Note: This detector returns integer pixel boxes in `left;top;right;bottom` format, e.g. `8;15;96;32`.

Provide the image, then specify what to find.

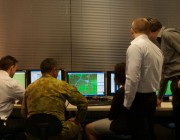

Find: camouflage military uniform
21;74;88;140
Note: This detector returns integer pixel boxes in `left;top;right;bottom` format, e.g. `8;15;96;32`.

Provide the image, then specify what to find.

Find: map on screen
67;72;105;96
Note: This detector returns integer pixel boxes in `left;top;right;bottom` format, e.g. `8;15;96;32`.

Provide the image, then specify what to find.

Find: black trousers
171;76;180;140
130;92;157;140
0;116;26;140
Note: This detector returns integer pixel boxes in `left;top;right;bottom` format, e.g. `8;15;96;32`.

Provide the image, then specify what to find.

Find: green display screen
156;80;172;97
67;72;105;96
164;80;172;96
13;71;26;88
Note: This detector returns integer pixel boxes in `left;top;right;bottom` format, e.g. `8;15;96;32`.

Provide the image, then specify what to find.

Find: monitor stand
163;96;170;102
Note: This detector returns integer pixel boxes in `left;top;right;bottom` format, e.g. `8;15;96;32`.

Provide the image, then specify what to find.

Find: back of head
114;62;126;86
146;18;162;32
40;58;57;74
131;18;150;34
0;55;18;71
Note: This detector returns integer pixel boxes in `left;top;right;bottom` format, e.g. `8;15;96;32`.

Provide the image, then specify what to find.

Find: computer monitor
156;80;172;96
66;71;105;97
156;80;172;101
107;71;172;98
13;70;26;88
164;80;172;97
29;69;64;84
107;71;118;96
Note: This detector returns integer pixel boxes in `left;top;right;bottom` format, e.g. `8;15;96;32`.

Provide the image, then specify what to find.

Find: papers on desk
156;102;172;111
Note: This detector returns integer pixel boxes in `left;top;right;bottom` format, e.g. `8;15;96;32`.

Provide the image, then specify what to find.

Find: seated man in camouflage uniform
21;58;88;140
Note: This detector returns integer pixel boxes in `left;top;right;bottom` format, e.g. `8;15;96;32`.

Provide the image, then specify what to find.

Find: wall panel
0;0;179;71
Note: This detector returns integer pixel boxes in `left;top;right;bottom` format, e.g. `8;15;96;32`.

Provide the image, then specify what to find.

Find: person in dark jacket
85;63;130;140
147;18;180;140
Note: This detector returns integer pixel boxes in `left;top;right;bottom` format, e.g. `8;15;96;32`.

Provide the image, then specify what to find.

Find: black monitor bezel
107;71;118;96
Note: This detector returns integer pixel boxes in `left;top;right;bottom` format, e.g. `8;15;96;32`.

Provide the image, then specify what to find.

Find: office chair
0;120;14;140
25;113;62;140
0;133;13;140
161;122;175;140
103;134;132;140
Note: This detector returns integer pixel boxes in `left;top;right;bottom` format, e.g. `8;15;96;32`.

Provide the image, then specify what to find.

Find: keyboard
88;98;112;106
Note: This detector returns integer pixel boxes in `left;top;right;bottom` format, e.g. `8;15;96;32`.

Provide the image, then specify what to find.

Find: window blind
0;0;179;71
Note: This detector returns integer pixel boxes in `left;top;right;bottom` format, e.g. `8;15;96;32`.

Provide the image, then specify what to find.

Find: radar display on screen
67;71;105;97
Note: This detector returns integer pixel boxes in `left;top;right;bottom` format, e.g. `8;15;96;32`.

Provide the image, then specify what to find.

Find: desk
14;104;21;109
13;102;173;125
67;103;110;111
158;102;173;111
14;101;172;111
66;101;172;112
67;101;174;127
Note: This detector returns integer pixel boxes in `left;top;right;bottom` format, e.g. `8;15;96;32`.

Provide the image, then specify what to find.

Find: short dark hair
40;58;57;74
114;63;126;86
147;18;162;32
0;55;18;70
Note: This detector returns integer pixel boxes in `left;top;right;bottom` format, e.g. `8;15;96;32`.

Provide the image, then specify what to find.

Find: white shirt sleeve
124;44;142;108
8;80;25;100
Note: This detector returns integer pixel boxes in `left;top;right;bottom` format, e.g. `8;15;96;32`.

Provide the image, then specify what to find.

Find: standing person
21;58;88;140
147;18;180;140
85;63;130;140
0;55;25;138
123;18;163;140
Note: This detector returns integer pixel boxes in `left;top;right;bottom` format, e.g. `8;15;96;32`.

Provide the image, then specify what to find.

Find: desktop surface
66;101;172;112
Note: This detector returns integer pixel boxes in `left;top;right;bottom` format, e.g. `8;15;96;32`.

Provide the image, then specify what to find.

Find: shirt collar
42;73;53;78
131;34;148;44
0;70;10;79
157;26;166;44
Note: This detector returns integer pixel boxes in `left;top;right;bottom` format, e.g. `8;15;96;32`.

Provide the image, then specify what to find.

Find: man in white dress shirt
123;18;163;140
0;55;25;138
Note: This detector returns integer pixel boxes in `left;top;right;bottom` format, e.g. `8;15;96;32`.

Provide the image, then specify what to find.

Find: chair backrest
25;113;62;140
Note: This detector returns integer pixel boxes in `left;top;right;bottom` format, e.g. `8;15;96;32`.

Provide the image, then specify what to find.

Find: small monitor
66;71;105;97
29;69;63;84
13;70;26;88
164;80;172;97
156;80;172;101
107;71;118;96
